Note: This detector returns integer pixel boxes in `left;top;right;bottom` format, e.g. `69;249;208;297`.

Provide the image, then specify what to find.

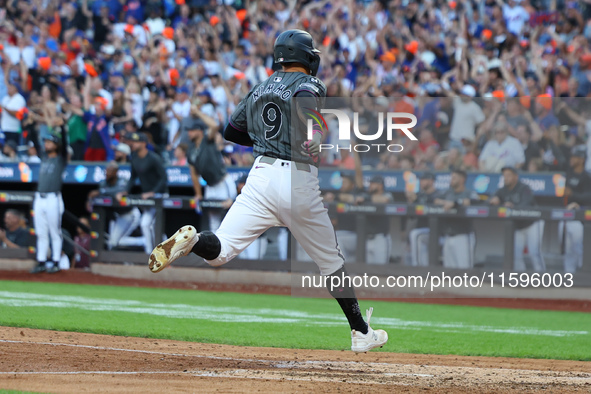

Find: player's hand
141;192;155;199
503;202;514;208
115;192;126;202
567;202;580;210
488;196;501;206
0;229;6;242
300;132;322;163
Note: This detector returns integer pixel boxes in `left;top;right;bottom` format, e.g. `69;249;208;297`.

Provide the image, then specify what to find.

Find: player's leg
334;230;357;262
285;169;386;352
109;209;139;249
46;194;64;272
149;168;280;272
277;228;289;261
366;233;390;265
569;221;583;272
409;228;429;266
442;236;455;268
140;208;156;254
31;196;49;273
513;228;526;271
562;221;582;273
526;220;545;272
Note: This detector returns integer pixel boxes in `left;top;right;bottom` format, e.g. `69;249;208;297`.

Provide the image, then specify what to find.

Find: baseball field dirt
0;270;590;393
1;326;590;393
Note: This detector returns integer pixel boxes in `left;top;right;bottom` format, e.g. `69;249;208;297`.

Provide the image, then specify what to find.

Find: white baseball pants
442;233;475;269
34;192;64;263
514;220;545;272
409;227;430;267
558;221;583;273
205;156;344;276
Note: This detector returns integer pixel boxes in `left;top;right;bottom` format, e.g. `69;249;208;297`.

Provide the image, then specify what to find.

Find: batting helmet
274;30;321;76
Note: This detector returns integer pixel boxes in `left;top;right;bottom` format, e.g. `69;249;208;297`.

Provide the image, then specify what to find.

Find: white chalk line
2;338;590;384
0;291;587;337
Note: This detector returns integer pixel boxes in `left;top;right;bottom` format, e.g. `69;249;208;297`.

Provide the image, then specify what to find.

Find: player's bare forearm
189;166;203;199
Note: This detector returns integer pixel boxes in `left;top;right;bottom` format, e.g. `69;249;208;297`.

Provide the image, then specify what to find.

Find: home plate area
0;327;589;393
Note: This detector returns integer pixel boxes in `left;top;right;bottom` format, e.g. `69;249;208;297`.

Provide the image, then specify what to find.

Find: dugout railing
1;191;590;287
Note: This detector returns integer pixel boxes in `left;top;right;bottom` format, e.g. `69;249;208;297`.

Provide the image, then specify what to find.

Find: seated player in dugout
148;30;388;353
0;209;29;249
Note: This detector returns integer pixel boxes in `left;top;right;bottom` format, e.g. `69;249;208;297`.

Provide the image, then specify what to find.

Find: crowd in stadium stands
1;0;591;174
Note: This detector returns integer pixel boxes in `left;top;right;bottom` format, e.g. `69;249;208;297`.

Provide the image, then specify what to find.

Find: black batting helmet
274;30;321;76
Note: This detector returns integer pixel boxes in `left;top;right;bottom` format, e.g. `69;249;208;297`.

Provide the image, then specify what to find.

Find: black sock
190;231;221;260
326;266;368;334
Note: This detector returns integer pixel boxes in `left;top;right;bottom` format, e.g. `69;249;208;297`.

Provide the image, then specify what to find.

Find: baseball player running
559;146;591;273
405;172;440;267
434;169;479;269
489;166;545;271
30;125;68;274
148;30;387;352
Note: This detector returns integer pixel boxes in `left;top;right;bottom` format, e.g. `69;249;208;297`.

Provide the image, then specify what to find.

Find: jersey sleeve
229;88;255;132
294;76;327;98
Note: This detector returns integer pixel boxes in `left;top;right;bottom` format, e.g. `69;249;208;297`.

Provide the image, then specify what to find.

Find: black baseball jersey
229;71;326;165
565;169;591;206
188;139;226;186
414;189;441;228
494;182;536;229
438;188;479;236
127;151;168;194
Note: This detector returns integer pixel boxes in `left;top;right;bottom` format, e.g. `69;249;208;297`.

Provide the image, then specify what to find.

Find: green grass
0;280;589;360
0;390;47;394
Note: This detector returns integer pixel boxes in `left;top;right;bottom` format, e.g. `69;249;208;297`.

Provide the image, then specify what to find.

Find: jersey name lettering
252;84;293;103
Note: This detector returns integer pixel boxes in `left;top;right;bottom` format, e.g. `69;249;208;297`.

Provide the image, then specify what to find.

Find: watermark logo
306;109;418;153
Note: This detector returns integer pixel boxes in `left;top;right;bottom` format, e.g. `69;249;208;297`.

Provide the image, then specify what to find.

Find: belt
259;156;311;172
38;192;59;198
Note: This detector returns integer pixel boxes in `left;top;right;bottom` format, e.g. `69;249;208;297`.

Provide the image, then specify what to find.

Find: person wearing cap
187;109;236;233
559;146;591;273
405;172;441;267
489;166;545;271
446;84;485;151
434;169;480;268
114;143;131;164
87;161;141;250
116;132;168;253
479;121;525;172
30;123;69;274
0;80;26;146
